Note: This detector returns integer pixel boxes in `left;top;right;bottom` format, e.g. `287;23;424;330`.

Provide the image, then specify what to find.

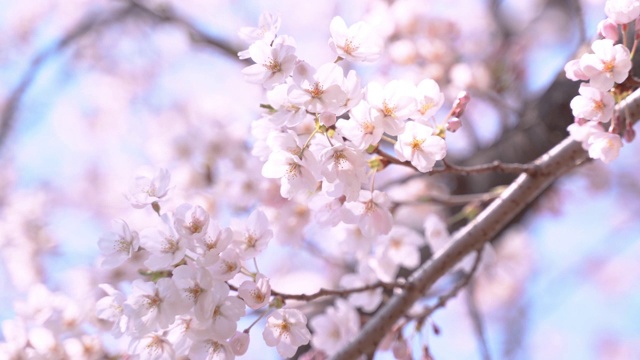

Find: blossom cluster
88;12;465;359
565;0;639;162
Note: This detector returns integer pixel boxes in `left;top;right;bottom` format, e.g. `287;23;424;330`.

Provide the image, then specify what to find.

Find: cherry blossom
237;274;271;309
242;36;298;89
124;279;189;335
129;332;175;360
263;308;311;358
288;61;348;113
587;132;623;163
336;101;384;150
189;338;235;360
366;80;417;135
126;168;171;209
229;331;250;356
564;59;588;81
604;0;640;24
232;209;273;259
376;225;425;269
339;264;383;312
238;11;281;46
174;203;210;240
194;282;245;341
317;139;368;201
98;219;139;268
266;82;310;127
96;284;128;337
394;121;447;172
140;221;188;271
328;16;383;62
344;190;394;238
413;78;444;122
569;84;615;123
579;39;631;91
310;299;360;356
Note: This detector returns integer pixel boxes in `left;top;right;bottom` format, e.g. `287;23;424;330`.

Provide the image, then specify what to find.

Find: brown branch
229;280;405;303
125;0;249;64
330;88;640;360
412;248;483;321
431;159;540;176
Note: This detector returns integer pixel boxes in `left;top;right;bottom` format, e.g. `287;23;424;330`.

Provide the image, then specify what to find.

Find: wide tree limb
332;88;640;360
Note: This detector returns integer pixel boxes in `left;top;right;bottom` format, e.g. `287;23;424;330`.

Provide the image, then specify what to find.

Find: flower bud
229;331;250;356
598;19;619;41
451;91;470;118
319;111;336;127
446;117;462;132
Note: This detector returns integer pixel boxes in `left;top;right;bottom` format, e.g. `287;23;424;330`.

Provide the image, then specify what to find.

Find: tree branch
331;88;640;360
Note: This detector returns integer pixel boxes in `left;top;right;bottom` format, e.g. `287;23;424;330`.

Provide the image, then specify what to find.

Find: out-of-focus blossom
605;0;640;24
126;168;171;209
310;299;360;356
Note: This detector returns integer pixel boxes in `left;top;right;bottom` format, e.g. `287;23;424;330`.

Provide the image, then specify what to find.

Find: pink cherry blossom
376;225;425;269
328;16;383;62
189;338;234;360
238;12;281;45
579;39;631;91
394;121;447;172
339;264;383;312
317;139;368;201
569;83;615;123
567;121;607;150
263;308;311;358
564;59;589;81
139;221;188;270
124;279;189;335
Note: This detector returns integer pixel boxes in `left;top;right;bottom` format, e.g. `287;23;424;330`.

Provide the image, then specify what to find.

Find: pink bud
451;91;470;117
229;331;250;356
446;117;462;132
319;111;336;127
575;117;587;126
598;19;619;41
624;126;636;142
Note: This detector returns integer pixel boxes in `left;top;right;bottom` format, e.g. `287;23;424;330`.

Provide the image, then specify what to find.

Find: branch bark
331;88;640;360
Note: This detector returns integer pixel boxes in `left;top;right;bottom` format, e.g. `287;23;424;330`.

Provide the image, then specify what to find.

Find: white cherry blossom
237;274;271;309
174;203;210;240
232;209;273;259
376;225;424;269
288;61;348;113
366;80;417;135
189;338;235;360
140;220;188;270
238;11;281;45
310;299;360;356
194;282;245;341
317;139;368;201
98;219;139;268
242;36;297;89
337;101;384;150
579;39;631;91
124;279;189;335
344;190;394;238
126;168;171;209
263;308;311;358
413;78;444;122
328;16;383;62
605;0;640;24
394;121;446;172
588;131;623;163
96;284;128;337
569;83;615;123
129;333;175;360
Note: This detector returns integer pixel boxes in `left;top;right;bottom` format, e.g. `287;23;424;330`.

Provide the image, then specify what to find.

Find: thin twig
0;4;137;154
229;280;405;302
466;279;491;360
411;248;483;321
